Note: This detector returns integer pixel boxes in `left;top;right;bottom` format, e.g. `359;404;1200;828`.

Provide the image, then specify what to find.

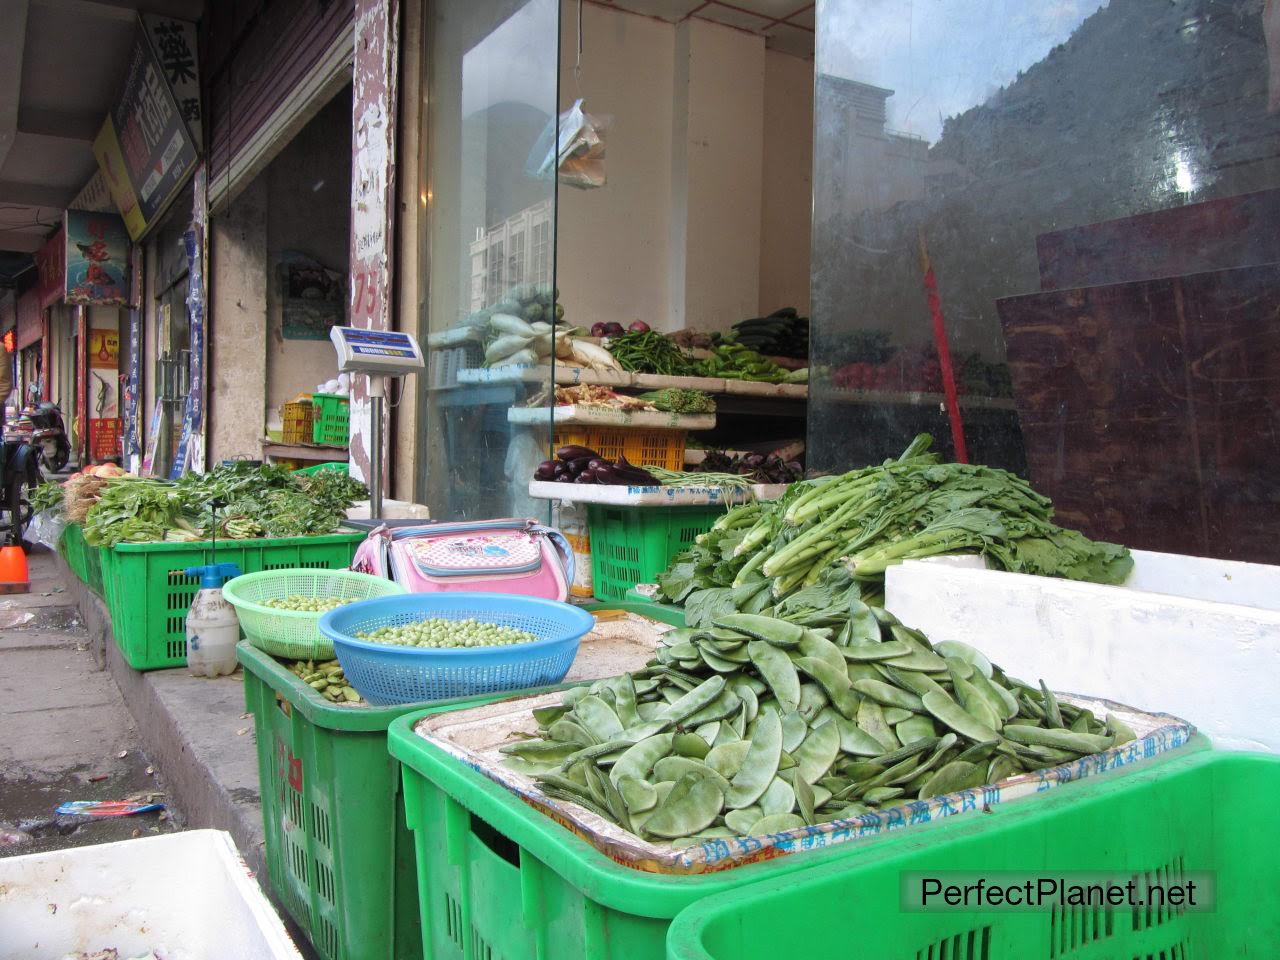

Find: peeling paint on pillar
348;0;399;485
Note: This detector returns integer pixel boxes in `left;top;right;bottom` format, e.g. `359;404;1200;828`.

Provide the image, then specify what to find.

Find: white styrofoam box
508;405;715;430
528;480;752;506
884;550;1280;753
0;830;303;960
346;497;432;519
528;481;786;506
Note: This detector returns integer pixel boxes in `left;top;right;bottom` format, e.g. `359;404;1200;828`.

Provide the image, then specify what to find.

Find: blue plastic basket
318;593;595;705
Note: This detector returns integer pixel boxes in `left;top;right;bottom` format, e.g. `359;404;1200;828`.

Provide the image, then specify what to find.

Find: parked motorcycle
23;400;71;473
0;425;40;548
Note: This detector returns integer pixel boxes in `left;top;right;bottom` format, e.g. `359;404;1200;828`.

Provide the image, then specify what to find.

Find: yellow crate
281;401;315;445
553;427;686;471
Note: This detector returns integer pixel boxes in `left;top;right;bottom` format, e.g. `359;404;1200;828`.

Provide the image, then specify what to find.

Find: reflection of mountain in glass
812;0;1280;361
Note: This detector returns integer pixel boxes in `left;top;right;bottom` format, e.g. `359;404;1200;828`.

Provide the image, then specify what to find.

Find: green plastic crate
60;522;104;596
239;601;686;960
294;461;349;475
389;704;1207;960
587;504;723;601
101;529;364;671
667;749;1275;960
313;393;350;446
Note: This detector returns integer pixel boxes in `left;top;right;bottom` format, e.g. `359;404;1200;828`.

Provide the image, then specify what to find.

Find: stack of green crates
667;750;1279;960
60;522;104;596
101;529;365;671
587;504;722;601
388;699;1209;960
240;601;686;960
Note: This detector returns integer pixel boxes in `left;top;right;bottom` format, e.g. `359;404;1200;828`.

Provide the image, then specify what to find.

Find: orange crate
282;401;315;445
552;427;686;471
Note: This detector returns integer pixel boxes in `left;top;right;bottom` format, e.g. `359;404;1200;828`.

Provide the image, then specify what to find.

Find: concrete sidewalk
57;547;269;877
1;549;173;855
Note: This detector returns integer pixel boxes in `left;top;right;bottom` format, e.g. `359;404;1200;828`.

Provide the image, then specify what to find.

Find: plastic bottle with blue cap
184;562;242;677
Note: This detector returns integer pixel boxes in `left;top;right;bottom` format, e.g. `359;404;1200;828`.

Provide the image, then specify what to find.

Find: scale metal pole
369;374;384;520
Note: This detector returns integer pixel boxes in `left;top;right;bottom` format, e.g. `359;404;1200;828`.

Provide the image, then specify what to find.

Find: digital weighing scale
330;326;426;519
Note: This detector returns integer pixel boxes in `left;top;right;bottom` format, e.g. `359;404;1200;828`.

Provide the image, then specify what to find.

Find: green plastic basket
313;394;350;446
667;750;1277;960
100;529;365;671
389;704;1207;960
587;504;723;601
224;569;406;660
60;522;104;596
294;461;350;475
238;602;686;960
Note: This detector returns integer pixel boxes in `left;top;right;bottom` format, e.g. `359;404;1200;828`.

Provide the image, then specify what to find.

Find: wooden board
1035;188;1280;291
998;262;1280;564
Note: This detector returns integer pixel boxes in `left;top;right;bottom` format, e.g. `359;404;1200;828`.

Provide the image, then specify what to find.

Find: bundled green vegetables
638;388;716;414
658;434;1131;609
606;331;701;376
502;605;1136;845
84;462;367;547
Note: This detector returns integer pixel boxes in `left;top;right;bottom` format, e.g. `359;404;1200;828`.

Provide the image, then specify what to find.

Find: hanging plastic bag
526;98;608;189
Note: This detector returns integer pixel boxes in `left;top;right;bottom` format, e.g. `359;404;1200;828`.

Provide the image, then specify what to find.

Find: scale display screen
331;326;425;375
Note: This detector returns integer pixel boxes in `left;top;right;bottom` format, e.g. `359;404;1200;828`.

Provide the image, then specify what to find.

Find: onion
628;320;651;333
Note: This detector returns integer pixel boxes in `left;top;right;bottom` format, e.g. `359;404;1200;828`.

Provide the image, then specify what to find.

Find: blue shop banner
65;210;131;306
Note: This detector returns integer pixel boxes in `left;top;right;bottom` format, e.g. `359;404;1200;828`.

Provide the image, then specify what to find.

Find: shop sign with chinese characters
65;211;131;306
93;16;200;241
34;228;65;310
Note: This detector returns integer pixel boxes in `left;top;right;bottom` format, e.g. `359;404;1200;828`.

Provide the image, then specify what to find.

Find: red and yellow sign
90;417;122;462
90;329;120;368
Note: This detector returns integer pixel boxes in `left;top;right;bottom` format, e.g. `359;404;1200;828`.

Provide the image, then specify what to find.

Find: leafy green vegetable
657;434;1132;608
83;463;366;547
31;480;65;515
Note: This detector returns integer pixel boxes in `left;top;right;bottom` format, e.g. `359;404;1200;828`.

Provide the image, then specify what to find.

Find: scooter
0;427;40;548
23;400;71;473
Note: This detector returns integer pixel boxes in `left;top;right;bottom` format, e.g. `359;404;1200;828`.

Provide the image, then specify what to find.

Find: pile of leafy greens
84;463;367;547
657;434;1132;625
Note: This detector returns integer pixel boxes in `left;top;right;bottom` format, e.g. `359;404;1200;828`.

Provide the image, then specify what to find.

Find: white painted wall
555;6;812;331
885;552;1280;753
678;18;765;331
760;49;813;315
556;3;674;330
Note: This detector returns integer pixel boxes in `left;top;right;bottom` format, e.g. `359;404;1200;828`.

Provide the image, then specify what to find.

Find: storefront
405;0;1280;568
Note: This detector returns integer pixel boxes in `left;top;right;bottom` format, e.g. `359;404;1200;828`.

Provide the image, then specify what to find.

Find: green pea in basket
223;568;406;660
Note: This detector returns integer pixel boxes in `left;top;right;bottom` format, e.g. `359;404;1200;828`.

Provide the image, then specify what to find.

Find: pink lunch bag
351;519;574;601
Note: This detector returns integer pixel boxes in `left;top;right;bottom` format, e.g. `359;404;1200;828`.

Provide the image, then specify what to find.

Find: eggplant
567;456;593;475
553;463;571;480
556;444;599;462
533;465;557;481
587;458;607;471
573;473;595;484
592;464;625;485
